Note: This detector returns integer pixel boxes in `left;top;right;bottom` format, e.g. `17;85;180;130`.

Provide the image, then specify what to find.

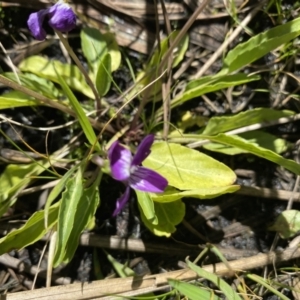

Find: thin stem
130;0;211;131
55;31;102;110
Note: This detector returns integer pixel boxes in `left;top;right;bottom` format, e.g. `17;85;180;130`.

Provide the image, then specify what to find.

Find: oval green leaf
139;200;185;237
143;142;236;190
80;28;121;73
269;210;300;239
95;52;112;97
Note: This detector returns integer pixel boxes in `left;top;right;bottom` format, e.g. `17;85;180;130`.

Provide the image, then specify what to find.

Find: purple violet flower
108;134;168;216
27;1;76;40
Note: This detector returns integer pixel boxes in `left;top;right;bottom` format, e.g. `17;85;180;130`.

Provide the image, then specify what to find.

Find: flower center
130;165;138;174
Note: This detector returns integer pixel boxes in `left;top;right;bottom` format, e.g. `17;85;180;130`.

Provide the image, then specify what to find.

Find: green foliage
219;16;300;75
164;17;300;110
203;130;290;155
54;66;101;152
54;168;84;266
105;250;135;278
44;166;78;228
168;279;221;300
187;260;242;300
202;133;300;175
168;73;260;110
143;142;237;190
2;6;300;287
0;203;59;254
128;31;189;101
131;139;239;237
139;199;185;237
54;168;101;266
0;161;52;217
3;72;61;98
147;30;188;69
246;274;290;300
269;210;300;239
150;186;240;202
0;91;38;108
202;108;295;135
19;55;94;98
80;28;121;73
136;190;157;224
95;53;112;97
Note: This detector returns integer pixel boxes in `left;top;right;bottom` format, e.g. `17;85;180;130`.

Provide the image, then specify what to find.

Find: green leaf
151;186;240;203
187;260;242;300
0;203;59;255
177;111;208;131
19;56;93;98
127;31;188;102
140;200;185;237
169;73;260;110
80;28;120;73
172;33;189;68
60;172;102;265
147;31;188;69
54;66;101;152
54;169;83;266
247;274;290;300
202;133;300;175
0;92;38;109
203;108;295;135
143;142;236;190
105;250;135;278
3;72;61;99
135;190;157;224
268;210;300;239
220;17;300;75
101;32;121;72
168;279;221;300
0;161;51;217
95;53;112;97
81;27;107;71
44;166;78;228
204;131;290;155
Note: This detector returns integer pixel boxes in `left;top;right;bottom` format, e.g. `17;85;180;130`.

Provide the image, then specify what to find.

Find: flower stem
55;30;102;111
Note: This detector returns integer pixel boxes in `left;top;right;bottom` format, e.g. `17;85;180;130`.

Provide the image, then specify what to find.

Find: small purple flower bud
27;2;76;40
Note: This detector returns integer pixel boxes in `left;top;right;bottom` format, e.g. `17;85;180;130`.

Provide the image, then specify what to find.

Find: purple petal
113;187;131;217
48;2;76;32
27;9;49;40
108;141;132;181
129;166;168;193
131;134;154;166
